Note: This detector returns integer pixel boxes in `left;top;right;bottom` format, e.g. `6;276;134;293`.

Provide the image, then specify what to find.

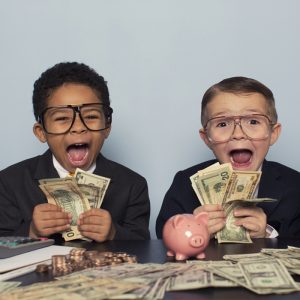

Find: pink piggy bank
162;212;209;261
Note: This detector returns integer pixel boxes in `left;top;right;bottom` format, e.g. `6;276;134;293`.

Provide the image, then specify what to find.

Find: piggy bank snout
189;235;204;248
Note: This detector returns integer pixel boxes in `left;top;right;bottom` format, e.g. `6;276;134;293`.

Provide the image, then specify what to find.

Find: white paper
0;245;73;273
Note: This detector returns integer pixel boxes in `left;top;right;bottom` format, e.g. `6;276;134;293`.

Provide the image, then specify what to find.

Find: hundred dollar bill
39;181;90;241
75;168;110;208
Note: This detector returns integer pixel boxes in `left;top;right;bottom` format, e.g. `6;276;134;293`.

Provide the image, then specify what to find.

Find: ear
269;123;281;146
103;125;112;139
33;122;47;143
172;215;186;229
199;128;212;149
194;212;209;226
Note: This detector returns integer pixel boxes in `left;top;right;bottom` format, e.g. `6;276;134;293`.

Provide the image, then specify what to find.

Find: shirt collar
52;155;96;178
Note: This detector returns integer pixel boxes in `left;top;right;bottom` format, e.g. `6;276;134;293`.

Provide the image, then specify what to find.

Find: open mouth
230;149;253;165
67;143;89;165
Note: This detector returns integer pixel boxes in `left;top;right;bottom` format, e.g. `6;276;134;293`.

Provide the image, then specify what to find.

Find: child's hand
30;203;72;237
234;206;267;238
78;208;116;242
193;204;226;237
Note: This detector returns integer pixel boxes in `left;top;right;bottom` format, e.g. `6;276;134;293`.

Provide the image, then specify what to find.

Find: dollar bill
0;276;142;300
77;183;101;209
39;169;111;241
190;163;233;205
225;197;277;204
39;181;90;241
38;177;75;185
190;163;266;243
239;259;299;290
0;281;21;294
190;173;205;205
4;256;299;298
190;162;224;204
223;170;261;202
217;202;252;243
223;252;269;262
218;197;277;243
75;168;110;208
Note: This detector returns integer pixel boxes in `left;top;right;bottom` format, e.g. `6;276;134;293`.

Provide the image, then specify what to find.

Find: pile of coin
35;248;138;277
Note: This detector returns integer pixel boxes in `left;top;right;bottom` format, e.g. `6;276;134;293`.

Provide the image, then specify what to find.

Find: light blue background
1;1;299;238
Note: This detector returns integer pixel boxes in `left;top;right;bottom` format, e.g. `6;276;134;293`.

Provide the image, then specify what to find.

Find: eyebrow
209;109;267;118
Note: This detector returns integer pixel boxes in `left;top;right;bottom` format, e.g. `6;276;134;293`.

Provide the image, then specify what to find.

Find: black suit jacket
156;159;300;238
0;150;150;240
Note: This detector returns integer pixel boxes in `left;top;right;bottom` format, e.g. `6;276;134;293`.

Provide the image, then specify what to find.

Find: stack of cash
39;169;110;241
190;162;276;243
2;246;300;299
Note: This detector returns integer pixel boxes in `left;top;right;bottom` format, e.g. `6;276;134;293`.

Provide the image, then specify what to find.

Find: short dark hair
32;62;110;121
201;76;278;126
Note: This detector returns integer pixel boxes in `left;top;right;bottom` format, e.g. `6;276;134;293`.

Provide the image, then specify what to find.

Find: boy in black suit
0;62;150;241
156;76;300;239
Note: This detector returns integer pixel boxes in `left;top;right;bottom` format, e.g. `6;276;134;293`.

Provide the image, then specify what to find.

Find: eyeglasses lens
206;115;271;143
42;104;110;134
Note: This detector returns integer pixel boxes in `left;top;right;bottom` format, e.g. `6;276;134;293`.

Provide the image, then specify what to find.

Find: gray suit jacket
0;150;150;240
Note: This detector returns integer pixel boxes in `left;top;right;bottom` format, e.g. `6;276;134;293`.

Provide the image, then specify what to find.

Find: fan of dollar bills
39;169;110;241
190;163;276;243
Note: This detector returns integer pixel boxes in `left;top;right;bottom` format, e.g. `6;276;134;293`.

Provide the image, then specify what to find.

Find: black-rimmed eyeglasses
38;103;113;134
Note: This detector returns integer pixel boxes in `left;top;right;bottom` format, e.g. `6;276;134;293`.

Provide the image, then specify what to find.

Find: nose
70;112;88;134
231;119;247;140
189;235;204;248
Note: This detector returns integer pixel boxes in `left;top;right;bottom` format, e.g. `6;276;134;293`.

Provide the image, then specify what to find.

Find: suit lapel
33;149;60;180
94;153;114;177
257;160;283;216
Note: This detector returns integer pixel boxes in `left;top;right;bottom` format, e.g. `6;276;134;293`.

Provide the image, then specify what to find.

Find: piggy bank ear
172;215;186;229
194;212;209;226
